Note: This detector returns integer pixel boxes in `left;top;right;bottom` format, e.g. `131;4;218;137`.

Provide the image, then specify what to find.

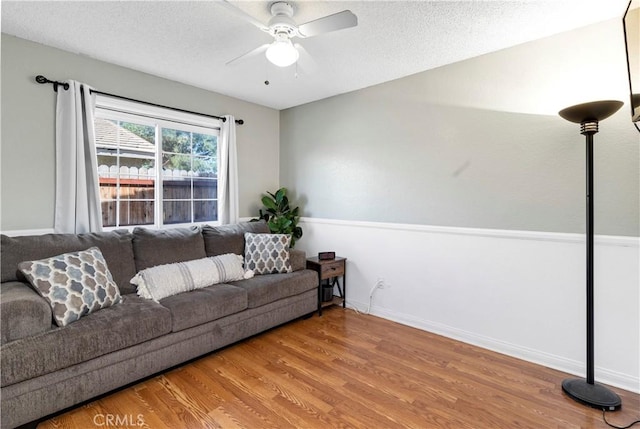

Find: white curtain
218;115;239;224
54;80;103;233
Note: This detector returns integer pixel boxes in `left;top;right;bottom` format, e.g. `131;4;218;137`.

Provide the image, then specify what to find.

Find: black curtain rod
35;75;244;125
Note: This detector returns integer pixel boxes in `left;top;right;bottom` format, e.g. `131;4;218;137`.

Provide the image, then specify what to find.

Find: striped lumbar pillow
131;253;251;302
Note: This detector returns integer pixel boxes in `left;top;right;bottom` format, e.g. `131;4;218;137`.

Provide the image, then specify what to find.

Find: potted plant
253;187;303;247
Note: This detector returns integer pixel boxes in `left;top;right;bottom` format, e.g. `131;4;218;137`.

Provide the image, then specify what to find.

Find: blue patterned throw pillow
18;247;122;326
244;233;292;275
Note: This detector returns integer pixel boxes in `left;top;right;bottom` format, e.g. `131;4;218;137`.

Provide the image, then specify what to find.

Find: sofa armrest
289;249;307;272
1;282;52;345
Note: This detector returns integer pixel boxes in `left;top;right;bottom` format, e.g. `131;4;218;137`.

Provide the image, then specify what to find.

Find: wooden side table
306;256;346;316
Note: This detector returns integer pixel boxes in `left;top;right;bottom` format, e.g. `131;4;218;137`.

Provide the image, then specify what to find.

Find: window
94;96;221;229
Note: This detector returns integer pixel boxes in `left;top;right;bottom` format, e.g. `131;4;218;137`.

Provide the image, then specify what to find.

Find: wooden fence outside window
98;165;217;227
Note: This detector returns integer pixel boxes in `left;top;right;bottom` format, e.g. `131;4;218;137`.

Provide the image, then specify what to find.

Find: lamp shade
558;100;623;123
265;39;299;67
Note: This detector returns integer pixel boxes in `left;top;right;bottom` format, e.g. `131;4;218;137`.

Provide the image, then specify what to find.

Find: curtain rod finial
35;75;69;91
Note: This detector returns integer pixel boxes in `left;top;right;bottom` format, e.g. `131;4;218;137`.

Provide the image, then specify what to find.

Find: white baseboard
297;217;640;395
348;299;639;393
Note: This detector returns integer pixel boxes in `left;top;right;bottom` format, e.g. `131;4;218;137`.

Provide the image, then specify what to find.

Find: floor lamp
558;100;623;410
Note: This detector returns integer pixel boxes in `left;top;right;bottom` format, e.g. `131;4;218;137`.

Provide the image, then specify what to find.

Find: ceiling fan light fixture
265;39;299;67
222;1;358;69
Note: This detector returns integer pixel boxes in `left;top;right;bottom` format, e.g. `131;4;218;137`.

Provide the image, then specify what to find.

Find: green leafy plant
253;187;303;247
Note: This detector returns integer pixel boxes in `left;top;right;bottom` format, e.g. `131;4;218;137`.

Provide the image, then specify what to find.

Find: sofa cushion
132;254;249;302
18;247;122;327
289;249;306;272
132;226;206;272
1;230;136;294
159;284;248;332
1;282;52;345
0;295;171;387
202;221;270;257
229;270;317;308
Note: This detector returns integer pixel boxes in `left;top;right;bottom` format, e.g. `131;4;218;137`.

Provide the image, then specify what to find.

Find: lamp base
562;378;622;410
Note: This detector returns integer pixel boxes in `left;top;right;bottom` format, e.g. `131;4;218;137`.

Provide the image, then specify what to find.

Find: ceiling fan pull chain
264;57;271;86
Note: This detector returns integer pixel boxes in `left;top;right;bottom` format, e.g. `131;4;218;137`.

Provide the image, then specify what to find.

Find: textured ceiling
1;0;630;110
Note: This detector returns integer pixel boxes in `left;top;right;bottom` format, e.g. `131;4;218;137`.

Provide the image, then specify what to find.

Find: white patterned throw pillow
18;247;122;327
244;233;292;275
131;253;252;302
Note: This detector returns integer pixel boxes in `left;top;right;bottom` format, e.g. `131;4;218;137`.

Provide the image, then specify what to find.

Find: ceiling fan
220;1;358;68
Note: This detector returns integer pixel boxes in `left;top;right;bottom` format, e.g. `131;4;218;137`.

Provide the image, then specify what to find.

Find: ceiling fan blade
218;0;270;33
297;10;357;38
226;44;269;66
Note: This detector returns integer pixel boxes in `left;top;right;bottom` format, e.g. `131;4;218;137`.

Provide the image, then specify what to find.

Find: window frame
94;95;223;231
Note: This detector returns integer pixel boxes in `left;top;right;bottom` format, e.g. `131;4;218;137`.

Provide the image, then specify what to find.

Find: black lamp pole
558;100;623;410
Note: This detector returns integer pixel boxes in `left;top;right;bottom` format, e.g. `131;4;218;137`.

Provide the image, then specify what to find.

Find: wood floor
39;307;639;428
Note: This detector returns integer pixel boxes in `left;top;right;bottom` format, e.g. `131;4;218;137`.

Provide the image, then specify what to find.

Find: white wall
1;35;280;230
281;19;639;236
297;218;640;393
283;19;640;394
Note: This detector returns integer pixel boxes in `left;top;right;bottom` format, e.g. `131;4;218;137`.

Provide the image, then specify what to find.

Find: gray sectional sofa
0;221;318;429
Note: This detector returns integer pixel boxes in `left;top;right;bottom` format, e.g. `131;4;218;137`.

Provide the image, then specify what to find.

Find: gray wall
280;19;640;236
1;34;280;231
